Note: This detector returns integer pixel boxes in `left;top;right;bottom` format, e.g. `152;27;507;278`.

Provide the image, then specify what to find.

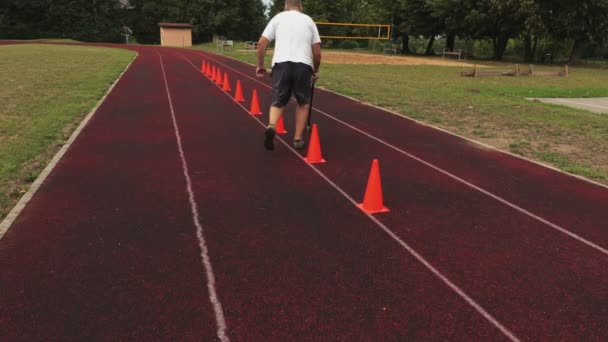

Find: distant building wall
159;23;192;47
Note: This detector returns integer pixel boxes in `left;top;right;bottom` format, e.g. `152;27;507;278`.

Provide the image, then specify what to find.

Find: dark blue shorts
271;62;313;107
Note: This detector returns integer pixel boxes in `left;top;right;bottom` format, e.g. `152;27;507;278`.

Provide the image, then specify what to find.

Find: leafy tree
129;0;266;44
402;0;445;55
0;0;51;39
427;0;475;51
538;0;608;62
0;0;126;42
519;0;545;62
46;0;125;42
268;0;285;17
2;0;607;61
357;0;411;53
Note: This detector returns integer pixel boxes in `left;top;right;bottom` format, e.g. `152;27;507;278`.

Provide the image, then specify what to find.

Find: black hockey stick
306;80;315;132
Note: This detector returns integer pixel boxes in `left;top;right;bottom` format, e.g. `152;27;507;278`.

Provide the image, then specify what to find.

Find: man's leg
268;105;285;128
294;103;309;141
264;63;290;151
264;105;285;151
292;63;314;150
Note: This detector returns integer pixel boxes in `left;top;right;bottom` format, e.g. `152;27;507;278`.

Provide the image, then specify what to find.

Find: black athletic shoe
264;126;276;151
293;139;306;150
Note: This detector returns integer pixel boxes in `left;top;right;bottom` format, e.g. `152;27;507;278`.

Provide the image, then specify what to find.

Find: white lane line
189;50;608;257
157;53;229;342
181;54;521;342
0;53;138;240
551;98;608;110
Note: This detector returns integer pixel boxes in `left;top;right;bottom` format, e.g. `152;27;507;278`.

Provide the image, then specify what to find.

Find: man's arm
256;36;270;77
310;19;322;80
312;42;322;75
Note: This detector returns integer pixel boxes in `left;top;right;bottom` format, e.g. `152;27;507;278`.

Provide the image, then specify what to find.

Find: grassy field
0;44;135;220
194;42;608;184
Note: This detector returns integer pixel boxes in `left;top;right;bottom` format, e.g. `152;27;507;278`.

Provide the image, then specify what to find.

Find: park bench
244;41;258;54
215;37;234;51
383;43;401;55
442;48;464;60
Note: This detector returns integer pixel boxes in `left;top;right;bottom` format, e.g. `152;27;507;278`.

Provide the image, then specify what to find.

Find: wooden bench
443;48;464;60
215;37;233;51
244;41;258;54
383;43;401;55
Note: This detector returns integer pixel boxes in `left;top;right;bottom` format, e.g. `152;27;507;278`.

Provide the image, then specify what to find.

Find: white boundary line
551;98;608;110
188;50;608;257
196;49;608;191
180;53;521;342
157;53;229;342
0;52;139;240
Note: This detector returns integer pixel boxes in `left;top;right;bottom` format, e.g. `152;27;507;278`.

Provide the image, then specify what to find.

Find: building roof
158;23;193;29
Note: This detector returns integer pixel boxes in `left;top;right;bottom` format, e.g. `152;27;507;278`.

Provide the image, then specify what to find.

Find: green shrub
340;40;359;49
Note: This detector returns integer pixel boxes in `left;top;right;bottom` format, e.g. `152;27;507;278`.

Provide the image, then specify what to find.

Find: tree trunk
493;35;509;60
401;34;410;54
532;36;538;62
446;33;455;51
524;33;533;62
425;35;436;55
569;38;587;63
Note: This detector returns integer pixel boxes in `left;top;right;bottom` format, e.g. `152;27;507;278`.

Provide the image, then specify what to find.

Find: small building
159;23;193;48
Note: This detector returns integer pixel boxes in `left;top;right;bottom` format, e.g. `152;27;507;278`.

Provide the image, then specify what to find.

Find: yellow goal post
314;22;392;40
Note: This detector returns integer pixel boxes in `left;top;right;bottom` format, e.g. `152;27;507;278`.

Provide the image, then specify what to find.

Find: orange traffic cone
304;124;326;163
276;116;287;134
215;68;223;84
357;159;389;214
205;63;211;77
222;72;231;91
234;80;245;102
211;66;216;80
249;89;262;115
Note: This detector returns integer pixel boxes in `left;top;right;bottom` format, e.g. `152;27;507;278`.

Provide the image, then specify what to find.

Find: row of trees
2;0;607;61
127;0;266;43
269;0;608;62
0;0;127;42
0;0;266;44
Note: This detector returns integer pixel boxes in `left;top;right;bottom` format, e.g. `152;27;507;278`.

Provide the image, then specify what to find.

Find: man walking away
256;0;322;151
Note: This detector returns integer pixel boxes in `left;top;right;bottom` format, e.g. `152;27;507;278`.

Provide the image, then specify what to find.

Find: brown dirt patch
322;51;482;67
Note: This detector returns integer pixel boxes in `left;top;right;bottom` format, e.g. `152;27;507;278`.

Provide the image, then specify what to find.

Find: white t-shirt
261;10;321;68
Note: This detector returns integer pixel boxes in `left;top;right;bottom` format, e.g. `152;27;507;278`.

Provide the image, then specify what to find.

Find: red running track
1;42;607;341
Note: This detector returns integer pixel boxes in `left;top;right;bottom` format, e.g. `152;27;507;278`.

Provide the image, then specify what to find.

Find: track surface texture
1;42;607;341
